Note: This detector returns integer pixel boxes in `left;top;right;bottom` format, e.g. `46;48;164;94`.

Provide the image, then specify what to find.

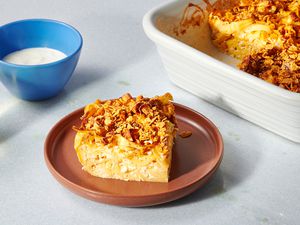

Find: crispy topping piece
179;131;193;138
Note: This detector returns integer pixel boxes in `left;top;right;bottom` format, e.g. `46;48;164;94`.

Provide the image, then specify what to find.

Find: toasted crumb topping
240;46;300;92
178;0;300;93
73;93;177;147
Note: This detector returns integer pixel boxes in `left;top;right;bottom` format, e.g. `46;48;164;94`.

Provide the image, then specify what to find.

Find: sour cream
3;47;67;65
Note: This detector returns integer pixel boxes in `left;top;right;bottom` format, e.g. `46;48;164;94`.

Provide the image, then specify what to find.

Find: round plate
44;103;223;207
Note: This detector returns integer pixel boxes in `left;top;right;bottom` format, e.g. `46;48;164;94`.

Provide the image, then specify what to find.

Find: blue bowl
0;19;82;101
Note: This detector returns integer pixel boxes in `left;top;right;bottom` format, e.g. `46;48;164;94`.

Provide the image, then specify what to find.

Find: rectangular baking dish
143;0;300;142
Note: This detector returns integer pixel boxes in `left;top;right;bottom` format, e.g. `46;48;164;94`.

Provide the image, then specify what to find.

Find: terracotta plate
44;103;223;207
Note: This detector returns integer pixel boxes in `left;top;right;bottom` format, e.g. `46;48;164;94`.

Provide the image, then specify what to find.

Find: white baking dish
143;0;300;142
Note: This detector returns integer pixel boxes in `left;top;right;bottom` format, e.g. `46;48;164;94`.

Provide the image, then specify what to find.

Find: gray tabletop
1;1;300;225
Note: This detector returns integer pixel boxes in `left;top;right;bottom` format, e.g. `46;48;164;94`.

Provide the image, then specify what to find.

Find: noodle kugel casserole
73;93;178;183
179;0;300;93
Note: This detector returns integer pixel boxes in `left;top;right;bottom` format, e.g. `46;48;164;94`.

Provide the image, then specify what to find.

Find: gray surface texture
0;0;299;225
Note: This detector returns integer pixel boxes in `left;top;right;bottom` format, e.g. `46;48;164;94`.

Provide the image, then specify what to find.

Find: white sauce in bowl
3;47;67;65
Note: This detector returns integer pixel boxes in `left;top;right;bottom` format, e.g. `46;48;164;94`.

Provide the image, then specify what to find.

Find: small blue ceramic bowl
0;19;82;101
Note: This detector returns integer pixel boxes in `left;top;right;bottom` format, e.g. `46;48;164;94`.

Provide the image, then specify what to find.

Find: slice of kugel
73;93;177;182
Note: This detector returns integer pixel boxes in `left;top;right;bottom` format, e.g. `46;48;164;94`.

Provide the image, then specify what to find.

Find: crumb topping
73;93;177;147
240;46;300;92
